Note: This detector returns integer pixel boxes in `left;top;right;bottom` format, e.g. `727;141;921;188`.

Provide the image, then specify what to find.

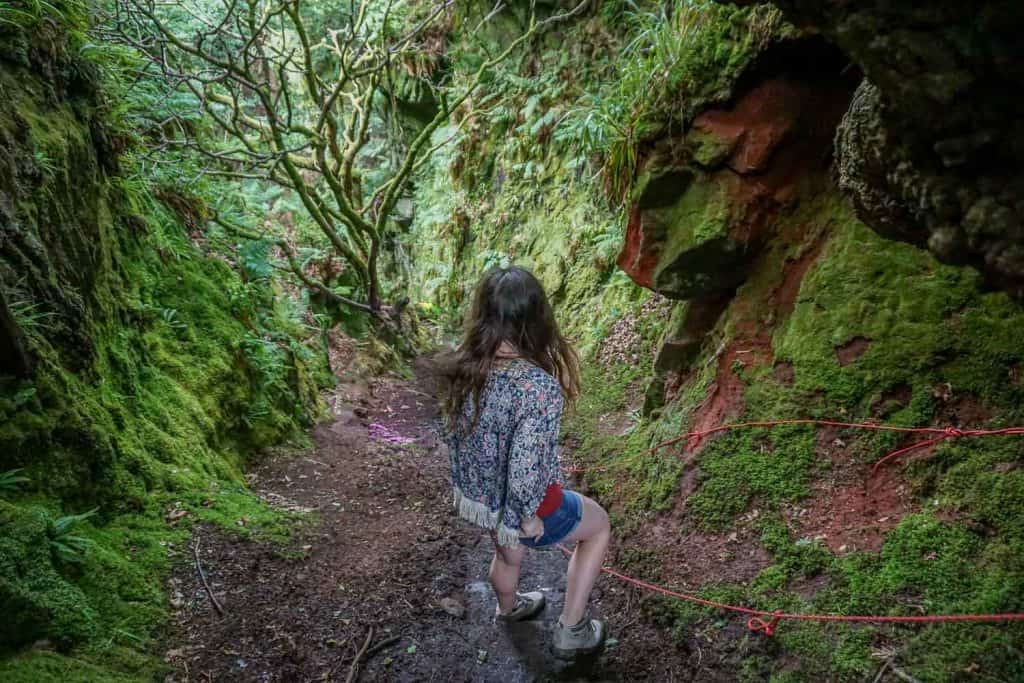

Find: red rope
636;419;1024;473
555;545;1024;636
555;418;1024;635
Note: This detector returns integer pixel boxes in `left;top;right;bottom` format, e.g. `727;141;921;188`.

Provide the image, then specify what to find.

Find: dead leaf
165;508;190;524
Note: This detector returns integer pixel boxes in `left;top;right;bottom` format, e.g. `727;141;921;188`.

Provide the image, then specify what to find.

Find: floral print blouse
440;358;564;547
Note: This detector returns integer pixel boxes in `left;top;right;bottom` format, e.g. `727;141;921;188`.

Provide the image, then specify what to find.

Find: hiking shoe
552;617;606;658
495;591;546;622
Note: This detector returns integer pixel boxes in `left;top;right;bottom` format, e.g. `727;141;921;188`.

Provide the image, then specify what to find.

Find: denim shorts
520;490;583;548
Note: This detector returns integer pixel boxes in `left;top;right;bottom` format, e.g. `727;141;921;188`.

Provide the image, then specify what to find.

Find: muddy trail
162;358;714;682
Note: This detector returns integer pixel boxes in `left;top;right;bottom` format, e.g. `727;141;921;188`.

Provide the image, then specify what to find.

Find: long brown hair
440;266;580;434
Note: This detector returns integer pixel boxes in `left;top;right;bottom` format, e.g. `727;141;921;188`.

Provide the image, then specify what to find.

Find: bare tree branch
109;0;589;319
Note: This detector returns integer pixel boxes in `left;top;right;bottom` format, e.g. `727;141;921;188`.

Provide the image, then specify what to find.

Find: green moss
0;22;327;679
773;207;1017;413
688;127;737;167
0;487;301;679
404;2;1024;679
0;651;143;683
759;520;831;581
0;502;96;652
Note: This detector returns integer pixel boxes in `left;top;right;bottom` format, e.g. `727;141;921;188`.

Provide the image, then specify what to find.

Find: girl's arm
506;385;564;534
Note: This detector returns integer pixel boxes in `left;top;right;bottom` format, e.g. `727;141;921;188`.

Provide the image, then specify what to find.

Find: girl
439;265;611;658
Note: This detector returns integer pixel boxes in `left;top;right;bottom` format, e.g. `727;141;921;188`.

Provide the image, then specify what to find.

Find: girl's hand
520;515;544;541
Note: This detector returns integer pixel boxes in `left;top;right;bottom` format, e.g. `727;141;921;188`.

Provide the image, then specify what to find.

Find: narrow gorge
2;1;1024;681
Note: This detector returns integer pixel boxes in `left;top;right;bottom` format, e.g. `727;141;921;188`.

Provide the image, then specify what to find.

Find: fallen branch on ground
345;626;374;683
365;635;402;658
192;533;225;616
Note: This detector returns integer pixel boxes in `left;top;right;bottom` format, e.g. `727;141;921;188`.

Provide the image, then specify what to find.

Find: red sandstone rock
617;74;855;298
692;78;808;175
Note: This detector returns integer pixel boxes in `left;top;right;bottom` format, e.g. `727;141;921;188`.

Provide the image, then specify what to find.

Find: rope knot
747;610;784;636
943;427;965;438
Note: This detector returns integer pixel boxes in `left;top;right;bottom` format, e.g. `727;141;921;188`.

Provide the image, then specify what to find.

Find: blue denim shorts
520;490;583;548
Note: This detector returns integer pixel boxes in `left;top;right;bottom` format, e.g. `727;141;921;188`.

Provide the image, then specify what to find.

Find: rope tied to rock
557;417;1024;636
556;544;1024;637
633;418;1024;474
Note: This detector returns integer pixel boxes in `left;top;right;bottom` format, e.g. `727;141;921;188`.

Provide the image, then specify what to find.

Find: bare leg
489;535;527;614
559;495;611;626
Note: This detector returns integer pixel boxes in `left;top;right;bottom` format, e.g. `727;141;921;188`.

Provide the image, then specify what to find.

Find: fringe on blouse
452;487;521;547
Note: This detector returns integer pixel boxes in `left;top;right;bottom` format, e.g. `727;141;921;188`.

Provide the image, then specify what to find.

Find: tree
106;0;589;323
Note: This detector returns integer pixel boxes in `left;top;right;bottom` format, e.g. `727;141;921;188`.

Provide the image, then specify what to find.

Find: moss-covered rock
742;0;1024;298
620;169;764;297
0;16;326;678
618;63;857;300
0;502;95;651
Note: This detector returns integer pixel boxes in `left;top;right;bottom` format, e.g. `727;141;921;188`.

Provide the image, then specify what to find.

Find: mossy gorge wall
1;0;1022;680
405;1;1024;679
0;19;324;678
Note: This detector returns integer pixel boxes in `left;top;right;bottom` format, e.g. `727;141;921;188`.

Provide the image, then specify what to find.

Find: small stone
477;649;489;663
439;597;465;618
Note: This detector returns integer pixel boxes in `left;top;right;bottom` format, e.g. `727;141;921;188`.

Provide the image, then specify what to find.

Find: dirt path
162;359;701;682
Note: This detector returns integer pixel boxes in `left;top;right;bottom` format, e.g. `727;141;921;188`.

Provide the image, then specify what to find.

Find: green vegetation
406;2;1024;676
0;15;326;681
3;0;1023;679
588;205;1024;679
561;1;789;198
0;0;87;31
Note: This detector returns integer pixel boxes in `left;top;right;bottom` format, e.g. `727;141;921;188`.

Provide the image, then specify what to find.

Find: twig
192;533;225;616
888;663;923;683
872;659;891;683
364;635;401;658
345;626;374;683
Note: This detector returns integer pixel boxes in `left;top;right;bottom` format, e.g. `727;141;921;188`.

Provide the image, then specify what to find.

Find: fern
48;507;98;564
239;239;276;280
0;468;30;493
160;307;187;330
33;150;58;176
0;0;86;29
9;298;58;332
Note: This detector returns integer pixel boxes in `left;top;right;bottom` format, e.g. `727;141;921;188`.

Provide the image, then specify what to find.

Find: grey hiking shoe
552;617;606;658
495;591;546;622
